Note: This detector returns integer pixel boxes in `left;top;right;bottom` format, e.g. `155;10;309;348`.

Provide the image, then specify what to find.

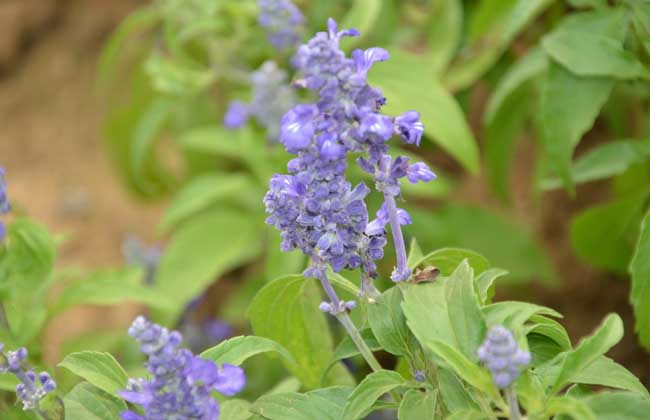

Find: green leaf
341;370;407;420
51;268;173;315
540;61;614;193
179;126;246;160
584;392;650;420
549;314;624;394
572;356;649;397
330;329;381;367
368;50;479;174
545;396;596;420
159;173;259;233
398;389;437;420
63;382;127;420
483;301;562;331
59;351;129;396
248;275;353;389
411;247;490;276
327;270;361;297
406;238;424;269
475;268;508;304
567;0;607;8
367;287;419;357
446;410;488;420
428;0;463;73
200;335;295;366
437;367;479;413
542;140;650;190
221;399;253;420
632;2;650;56
570;193;649;273
444;0;553;91
542;10;650;80
630;209;650;348
155;209;261;322
251;387;351;420
340;0;382;48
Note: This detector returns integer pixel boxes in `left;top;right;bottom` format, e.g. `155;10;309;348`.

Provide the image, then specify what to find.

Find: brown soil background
0;0;647;384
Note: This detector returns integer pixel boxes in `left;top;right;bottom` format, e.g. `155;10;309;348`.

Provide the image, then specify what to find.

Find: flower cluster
264;18;434;286
477;326;531;389
224;61;297;141
0;168;10;241
122;235;162;285
258;0;304;50
120;316;245;420
0;344;56;411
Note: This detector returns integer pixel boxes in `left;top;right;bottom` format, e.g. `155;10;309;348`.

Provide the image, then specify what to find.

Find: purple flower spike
223;101;249;129
0;167;10;215
394;111;424;146
0;344;57;411
407;162;436;184
477;325;531;389
258;0;304;50
352;48;390;75
280;104;318;152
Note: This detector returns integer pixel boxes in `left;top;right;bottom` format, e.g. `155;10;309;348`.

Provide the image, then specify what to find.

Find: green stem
506;386;522;420
335;312;382;372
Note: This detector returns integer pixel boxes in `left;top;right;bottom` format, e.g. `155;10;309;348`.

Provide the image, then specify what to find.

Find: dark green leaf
398;389;437;420
437;368;479;413
367;287;419;357
584;392;650;420
59;351;129;396
63;382;127;420
483;301;562;331
545;396;595;420
200;335;295;366
340;0;382;48
251;387;351;420
428;0;463;73
341;370;407;420
572;356;649;397
630;210;650;348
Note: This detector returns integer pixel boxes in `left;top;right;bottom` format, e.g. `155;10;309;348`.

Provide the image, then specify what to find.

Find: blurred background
1;0;648;386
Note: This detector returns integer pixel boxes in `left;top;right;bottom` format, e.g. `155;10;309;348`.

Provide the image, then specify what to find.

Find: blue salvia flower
477;325;531;389
0;167;10;242
224;61;297;141
0;344;57;411
265;18;435;288
119;316;245;420
258;0;304;50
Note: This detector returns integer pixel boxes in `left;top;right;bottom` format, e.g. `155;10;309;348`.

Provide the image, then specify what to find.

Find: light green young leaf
584;392;650;420
572;356;649;397
475;268;509;304
159;173;259;233
411;247;490;276
368;50;479;174
251;387;351;420
341;370;407;420
59;351;129;396
630;210;650;348
540;61;614;193
398;389;437;420
63;382;127;420
428;0;463;73
545;396;596;420
437;367;479;413
328;329;381;370
483;301;562;331
542;9;649;80
340;0;382;48
567;0;607;8
527;315;572;351
200;335;295;366
248;275;353;389
220;399;253;420
549;314;624;394
446;410;489;420
542;140;650;190
367;287;419;357
570;193;649;273
406;238;424;269
155;209;261;322
178;126;246;160
327;270;360;297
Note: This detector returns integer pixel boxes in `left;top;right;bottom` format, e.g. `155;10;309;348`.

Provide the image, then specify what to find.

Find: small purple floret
477;325;531;389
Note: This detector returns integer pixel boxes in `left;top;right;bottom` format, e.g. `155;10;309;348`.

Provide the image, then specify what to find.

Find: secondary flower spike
258;0;304;50
0;167;10;242
0;344;56;411
477;325;531;389
119;316;245;420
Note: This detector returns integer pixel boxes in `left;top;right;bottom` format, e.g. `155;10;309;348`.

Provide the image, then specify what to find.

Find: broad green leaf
428;0;463;73
632;2;650;56
0;374;18;391
527;315;572;351
444;0;553;91
540;61;614;193
51;267;173;315
341;370;407;420
483;301;562;331
200;335;295;366
398;389;436;420
528;332;566;366
630;210;650;348
368;50;479;174
144;53;215;96
410;205;554;283
437;367;479;412
549;314;624;394
59;351;128;396
572;356;649;397
402;264;487;361
475;268;508;304
63;382;127;420
567;0;607;8
327;270;360;297
542;10;649;80
329;329;381;367
179;126;246;160
584;392;650;420
446;410;488;420
248;275;353;389
570;193;649;273
367;287;419;357
155;209;261;322
159;173;259;233
545;396;596;420
265;232;305;282
542;140;650;190
221;399;253;420
251;386;351;420
340;0;382;48
411;247;490;276
406;238;424;269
